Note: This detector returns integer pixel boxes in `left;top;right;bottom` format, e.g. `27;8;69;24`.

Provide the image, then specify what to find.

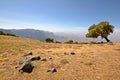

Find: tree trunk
104;37;110;42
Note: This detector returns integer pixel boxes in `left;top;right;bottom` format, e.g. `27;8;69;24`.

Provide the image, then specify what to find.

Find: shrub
79;42;88;44
55;41;62;43
74;41;79;44
64;40;74;44
45;38;54;43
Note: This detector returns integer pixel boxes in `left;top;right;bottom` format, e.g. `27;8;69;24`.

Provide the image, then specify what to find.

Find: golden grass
0;35;42;54
0;35;120;80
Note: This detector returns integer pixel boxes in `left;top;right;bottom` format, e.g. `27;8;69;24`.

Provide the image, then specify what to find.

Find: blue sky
0;0;120;32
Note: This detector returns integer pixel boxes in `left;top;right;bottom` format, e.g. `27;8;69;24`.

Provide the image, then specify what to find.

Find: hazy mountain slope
0;29;56;41
0;28;120;42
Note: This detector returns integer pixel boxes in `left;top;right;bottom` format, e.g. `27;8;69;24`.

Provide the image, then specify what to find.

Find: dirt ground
0;35;120;80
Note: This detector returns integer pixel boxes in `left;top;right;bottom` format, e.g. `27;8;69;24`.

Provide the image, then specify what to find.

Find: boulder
18;59;34;73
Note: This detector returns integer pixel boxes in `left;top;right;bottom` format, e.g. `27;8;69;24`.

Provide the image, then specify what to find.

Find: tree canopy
86;21;114;42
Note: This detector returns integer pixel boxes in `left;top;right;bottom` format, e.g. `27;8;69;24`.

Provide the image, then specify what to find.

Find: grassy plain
0;35;120;80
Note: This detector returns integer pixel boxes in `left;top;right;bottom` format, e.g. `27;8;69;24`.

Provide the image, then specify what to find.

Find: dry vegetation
0;35;120;80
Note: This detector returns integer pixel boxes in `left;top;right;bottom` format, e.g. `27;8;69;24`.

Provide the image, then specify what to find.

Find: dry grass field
0;35;120;80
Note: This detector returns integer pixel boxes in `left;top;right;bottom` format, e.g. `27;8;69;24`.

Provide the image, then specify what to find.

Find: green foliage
64;40;74;44
74;41;79;44
45;37;54;43
86;21;114;42
55;41;62;43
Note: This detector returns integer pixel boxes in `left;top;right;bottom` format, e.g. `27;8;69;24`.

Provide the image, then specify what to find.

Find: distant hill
0;29;57;41
0;28;119;42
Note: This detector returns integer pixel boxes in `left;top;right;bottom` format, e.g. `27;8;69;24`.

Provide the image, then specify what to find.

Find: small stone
47;68;57;73
41;57;47;61
70;52;75;55
25;51;32;56
48;57;52;60
64;52;68;55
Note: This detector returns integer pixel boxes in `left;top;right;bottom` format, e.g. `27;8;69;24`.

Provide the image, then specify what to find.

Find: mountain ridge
0;28;57;41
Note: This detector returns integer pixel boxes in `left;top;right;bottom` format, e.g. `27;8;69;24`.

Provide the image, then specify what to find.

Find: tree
45;38;54;43
86;21;114;42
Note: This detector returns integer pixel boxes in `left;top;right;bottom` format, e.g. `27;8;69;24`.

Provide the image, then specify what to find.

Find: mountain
0;29;56;41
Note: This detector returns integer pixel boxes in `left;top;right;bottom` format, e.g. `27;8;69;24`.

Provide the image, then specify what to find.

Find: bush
74;41;79;44
55;41;62;43
64;40;74;44
79;42;88;44
45;38;54;43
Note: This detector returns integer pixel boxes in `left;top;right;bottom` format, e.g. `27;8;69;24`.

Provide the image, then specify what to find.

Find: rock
26;55;40;61
47;68;57;73
18;59;34;73
41;57;47;61
64;52;69;55
70;52;75;55
25;51;32;56
19;59;25;65
16;52;40;73
48;57;52;60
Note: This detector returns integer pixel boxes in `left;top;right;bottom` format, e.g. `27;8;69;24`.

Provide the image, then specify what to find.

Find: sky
0;0;120;32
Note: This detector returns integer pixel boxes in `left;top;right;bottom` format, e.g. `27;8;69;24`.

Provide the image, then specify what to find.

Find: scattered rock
47;68;57;73
26;55;41;61
18;59;25;65
18;59;34;73
16;52;40;73
25;51;32;56
64;52;69;55
41;57;47;61
70;52;75;55
48;57;52;60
